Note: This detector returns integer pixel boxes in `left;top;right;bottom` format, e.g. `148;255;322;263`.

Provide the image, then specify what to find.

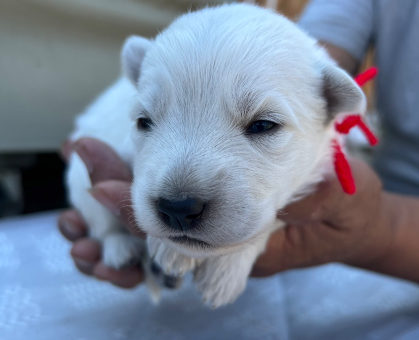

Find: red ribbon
354;67;378;87
335;115;378;146
333;67;379;195
333;140;356;194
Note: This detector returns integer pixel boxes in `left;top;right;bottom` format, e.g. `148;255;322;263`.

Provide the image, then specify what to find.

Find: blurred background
0;0;373;218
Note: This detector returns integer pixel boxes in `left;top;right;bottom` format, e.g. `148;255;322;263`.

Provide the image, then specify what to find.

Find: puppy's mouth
168;235;213;249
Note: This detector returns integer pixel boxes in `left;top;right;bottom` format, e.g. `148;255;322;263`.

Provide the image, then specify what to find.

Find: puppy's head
123;4;365;256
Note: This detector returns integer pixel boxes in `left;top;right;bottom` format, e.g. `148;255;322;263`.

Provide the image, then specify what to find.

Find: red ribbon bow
333;67;379;195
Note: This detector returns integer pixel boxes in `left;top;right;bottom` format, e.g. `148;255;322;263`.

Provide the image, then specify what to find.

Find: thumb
74;137;133;184
251;217;344;277
89;180;145;238
251;228;287;277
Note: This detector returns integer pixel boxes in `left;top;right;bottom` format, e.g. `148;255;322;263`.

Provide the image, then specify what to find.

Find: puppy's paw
194;256;249;309
147;236;196;277
103;233;144;269
148;261;184;289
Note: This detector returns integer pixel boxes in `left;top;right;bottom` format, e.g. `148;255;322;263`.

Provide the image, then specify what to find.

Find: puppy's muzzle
157;197;205;231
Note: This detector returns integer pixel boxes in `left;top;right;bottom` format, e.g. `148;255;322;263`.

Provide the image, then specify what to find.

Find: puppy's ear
121;36;152;86
322;63;366;123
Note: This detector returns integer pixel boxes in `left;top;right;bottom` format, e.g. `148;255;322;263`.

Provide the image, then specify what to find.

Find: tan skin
59;44;419;288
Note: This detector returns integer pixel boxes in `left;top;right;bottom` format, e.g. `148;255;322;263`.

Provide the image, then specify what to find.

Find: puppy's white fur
67;4;365;308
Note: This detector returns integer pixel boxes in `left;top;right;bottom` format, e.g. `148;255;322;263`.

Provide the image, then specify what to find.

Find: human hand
58;138;144;288
251;159;395;277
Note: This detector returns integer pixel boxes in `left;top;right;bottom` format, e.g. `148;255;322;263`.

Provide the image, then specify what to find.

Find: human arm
319;42;358;75
298;0;374;75
359;192;419;282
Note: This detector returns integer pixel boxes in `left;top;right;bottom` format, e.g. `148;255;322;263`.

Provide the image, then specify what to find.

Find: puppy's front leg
194;245;260;309
194;225;279;309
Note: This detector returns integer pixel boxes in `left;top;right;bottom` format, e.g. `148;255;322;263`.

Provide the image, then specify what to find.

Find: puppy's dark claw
163;275;182;289
150;261;162;275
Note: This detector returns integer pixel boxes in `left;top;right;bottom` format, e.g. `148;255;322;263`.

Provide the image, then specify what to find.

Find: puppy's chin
163;234;257;258
166;236;216;257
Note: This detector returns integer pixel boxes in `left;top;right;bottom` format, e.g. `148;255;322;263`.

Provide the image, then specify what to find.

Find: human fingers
74;137;132;184
94;261;144;288
58;209;87;241
70;238;101;276
88;180;145;237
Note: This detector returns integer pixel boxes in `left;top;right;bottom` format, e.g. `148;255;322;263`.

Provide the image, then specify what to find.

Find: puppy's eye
246;120;277;134
137;117;153;131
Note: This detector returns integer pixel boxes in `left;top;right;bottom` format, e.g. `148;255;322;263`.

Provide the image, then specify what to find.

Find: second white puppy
67;3;365;308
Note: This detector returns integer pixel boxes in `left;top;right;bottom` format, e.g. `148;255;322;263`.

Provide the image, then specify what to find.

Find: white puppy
67;3;365;308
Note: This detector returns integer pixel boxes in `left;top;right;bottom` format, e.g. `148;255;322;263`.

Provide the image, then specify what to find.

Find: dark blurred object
0;169;22;217
0;153;67;217
20;153;67;214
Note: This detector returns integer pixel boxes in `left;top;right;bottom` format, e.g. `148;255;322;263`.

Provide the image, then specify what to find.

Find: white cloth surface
1;212;419;340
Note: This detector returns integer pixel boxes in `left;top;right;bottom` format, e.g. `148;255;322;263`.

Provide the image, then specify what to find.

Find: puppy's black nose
157;197;204;231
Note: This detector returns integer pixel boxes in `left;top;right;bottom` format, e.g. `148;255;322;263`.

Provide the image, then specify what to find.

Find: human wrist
349;191;405;274
344;190;398;269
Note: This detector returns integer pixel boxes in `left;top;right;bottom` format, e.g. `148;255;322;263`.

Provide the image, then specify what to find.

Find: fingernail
61;220;83;239
58;217;85;240
88;188;120;216
75;143;94;174
74;258;95;275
